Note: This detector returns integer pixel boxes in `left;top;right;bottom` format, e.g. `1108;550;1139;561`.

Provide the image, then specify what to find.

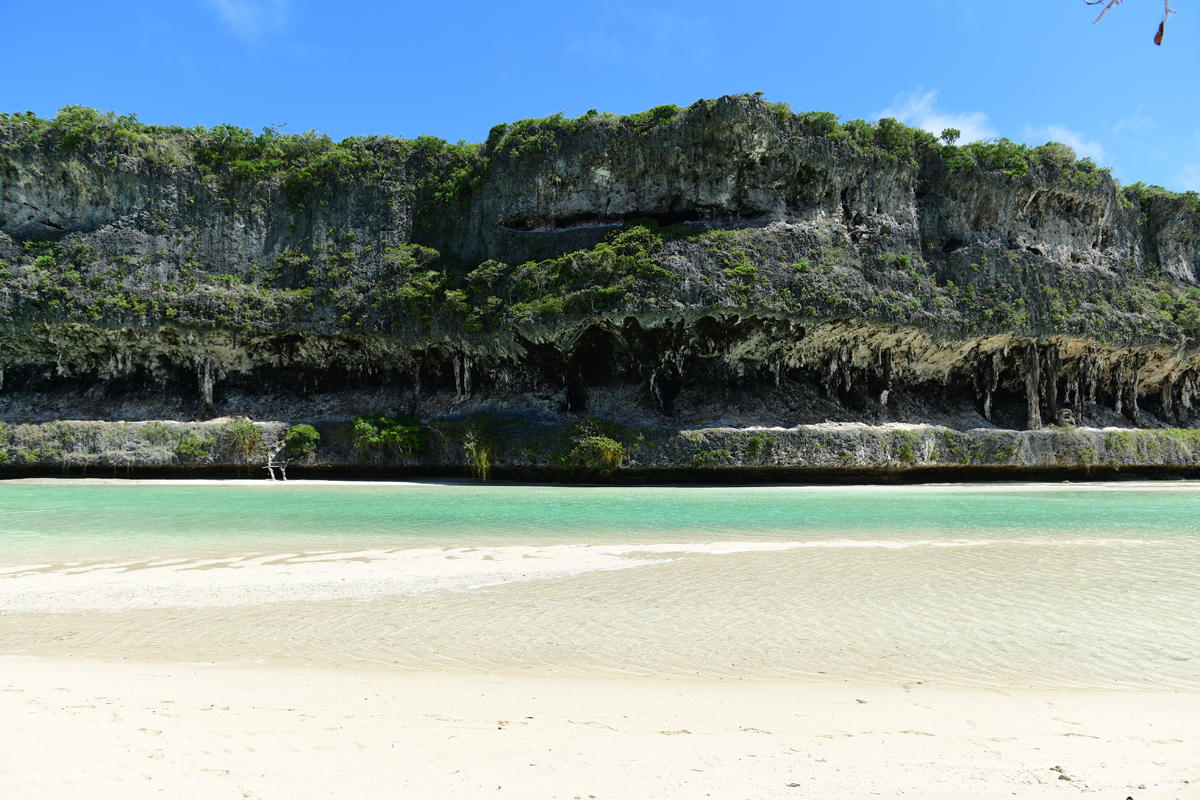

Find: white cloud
873;88;995;144
207;0;289;42
1024;124;1108;164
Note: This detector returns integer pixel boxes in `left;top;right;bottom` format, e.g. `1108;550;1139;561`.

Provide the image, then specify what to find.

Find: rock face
2;96;1200;478
4;418;1200;483
1;317;1197;437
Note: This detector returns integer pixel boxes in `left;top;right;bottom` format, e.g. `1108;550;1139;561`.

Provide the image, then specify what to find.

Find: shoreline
7;418;1200;484
5;482;1199;692
3;655;1197;799
8;475;1200;489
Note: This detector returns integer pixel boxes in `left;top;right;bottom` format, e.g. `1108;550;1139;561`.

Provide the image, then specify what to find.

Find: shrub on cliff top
3;100;1113;199
1124;182;1200;216
0;106;409;210
945;138;1111;186
793;112;938;166
798;110;841;136
872;117;938;164
625;104;684;132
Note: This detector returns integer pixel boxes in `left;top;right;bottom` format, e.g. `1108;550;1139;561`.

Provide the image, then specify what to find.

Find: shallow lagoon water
2;480;1199;689
3;480;1200;560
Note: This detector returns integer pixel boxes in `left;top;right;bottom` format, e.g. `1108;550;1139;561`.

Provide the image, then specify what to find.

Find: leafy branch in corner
1086;0;1177;44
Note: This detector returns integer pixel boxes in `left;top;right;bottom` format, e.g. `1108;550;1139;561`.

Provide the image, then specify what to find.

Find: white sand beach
4;481;1200;798
2;656;1197;799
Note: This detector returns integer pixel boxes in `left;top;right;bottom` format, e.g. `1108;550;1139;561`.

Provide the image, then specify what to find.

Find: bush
502;221;674;321
352;413;422;454
175;433;214;459
625;104;683;132
463;431;494;480
745;433;775;460
1035;141;1078;170
949;138;1110;185
873;117;937;164
141;421;172;446
962;138;1031;177
941;143;975;173
1125;182;1200;216
799;110;841;137
569;436;625;474
692;448;732;469
222;419;262;464
284;424;320;456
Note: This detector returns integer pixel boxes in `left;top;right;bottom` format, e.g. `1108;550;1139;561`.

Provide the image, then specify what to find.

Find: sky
5;0;1199;191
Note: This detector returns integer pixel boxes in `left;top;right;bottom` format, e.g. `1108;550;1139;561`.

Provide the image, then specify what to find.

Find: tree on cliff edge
1086;0;1177;44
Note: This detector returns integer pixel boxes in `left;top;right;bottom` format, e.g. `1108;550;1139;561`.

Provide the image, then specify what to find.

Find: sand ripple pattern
4;537;1199;690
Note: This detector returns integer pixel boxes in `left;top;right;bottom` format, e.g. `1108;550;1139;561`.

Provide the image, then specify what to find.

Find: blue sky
6;1;1198;191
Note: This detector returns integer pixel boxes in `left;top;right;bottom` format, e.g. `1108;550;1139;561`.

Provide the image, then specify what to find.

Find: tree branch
1085;0;1176;44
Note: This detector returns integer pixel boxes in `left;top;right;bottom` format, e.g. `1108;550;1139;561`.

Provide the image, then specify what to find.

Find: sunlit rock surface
3;96;1199;477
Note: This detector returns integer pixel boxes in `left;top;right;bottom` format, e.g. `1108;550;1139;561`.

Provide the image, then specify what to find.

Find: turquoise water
2;480;1199;562
3;480;1200;688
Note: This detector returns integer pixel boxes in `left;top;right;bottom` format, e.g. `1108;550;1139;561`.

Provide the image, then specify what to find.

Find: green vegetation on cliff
1;97;1125;210
0;106;414;211
5;210;1200;344
3;96;1199;347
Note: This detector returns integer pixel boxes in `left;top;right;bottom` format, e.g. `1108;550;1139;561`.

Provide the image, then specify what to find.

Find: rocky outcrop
0;316;1196;436
3;97;1200;480
0;135;414;278
4;417;1200;483
3;96;1198;336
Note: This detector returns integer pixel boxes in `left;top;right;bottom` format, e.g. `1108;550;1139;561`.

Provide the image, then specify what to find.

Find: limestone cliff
2;97;1200;478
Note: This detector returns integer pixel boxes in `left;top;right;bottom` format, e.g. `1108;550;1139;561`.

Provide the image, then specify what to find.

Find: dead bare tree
1086;0;1177;44
263;440;287;480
